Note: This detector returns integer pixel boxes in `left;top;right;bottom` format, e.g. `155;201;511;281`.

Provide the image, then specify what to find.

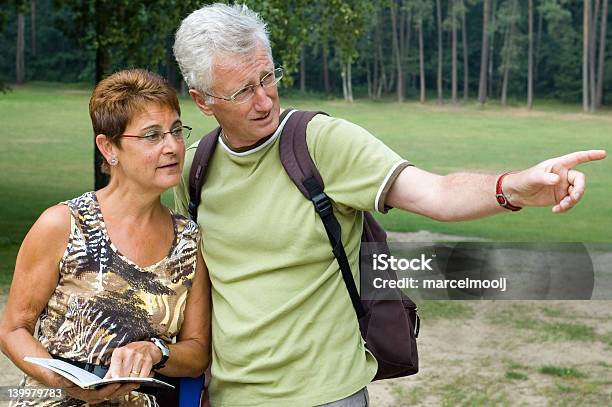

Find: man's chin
262;114;280;136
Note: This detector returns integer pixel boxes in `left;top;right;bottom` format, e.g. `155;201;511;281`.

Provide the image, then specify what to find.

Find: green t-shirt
175;111;409;406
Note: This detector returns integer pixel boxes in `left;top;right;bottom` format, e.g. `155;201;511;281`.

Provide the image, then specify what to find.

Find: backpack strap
188;127;222;222
279;110;366;318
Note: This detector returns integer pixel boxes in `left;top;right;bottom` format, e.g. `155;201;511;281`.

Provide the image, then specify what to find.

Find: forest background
2;0;611;109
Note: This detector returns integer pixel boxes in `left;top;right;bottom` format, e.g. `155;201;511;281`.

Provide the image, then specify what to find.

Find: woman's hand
104;341;162;379
52;375;139;404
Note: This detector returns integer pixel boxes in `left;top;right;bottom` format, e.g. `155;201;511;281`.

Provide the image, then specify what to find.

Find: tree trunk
322;41;331;94
31;0;36;57
461;0;469;101
390;0;404;102
346;62;353;103
436;0;443;102
404;9;412;93
451;0;458;103
527;0;534;109
377;37;386;98
595;0;608;107
590;0;599;111
583;0;590;112
342;65;348;101
478;0;490;105
367;60;373;99
372;39;379;99
419;21;426;103
16;14;25;84
501;0;518;106
488;0;497;98
535;8;543;82
300;46;306;93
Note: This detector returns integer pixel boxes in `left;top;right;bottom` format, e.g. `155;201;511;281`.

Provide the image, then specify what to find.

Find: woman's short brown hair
89;69;180;173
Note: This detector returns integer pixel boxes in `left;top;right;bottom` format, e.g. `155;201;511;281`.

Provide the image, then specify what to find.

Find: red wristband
496;172;522;211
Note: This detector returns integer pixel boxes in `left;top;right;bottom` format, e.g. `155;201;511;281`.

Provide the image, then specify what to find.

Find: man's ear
189;89;215;117
95;134;117;163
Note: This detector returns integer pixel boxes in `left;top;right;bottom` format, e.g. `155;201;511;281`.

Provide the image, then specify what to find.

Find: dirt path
1;231;611;406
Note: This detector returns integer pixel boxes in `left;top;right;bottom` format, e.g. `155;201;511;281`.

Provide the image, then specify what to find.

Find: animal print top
11;191;200;407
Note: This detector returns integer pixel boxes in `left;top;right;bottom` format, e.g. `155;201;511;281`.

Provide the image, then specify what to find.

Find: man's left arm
386;150;607;222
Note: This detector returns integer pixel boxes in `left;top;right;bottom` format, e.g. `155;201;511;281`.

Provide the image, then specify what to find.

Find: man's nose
253;83;272;110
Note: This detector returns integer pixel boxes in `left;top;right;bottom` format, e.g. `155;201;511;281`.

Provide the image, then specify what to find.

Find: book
24;356;175;390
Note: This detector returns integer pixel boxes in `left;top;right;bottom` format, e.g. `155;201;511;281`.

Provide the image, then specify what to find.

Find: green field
1;83;611;285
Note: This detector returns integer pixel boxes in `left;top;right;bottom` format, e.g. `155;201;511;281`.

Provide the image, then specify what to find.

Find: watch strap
496;172;522;211
150;337;169;370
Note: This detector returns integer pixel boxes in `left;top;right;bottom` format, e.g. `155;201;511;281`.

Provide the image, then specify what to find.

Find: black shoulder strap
279;110;366;318
188;127;222;222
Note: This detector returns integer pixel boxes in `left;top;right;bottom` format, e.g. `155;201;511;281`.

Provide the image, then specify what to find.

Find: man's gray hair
173;3;272;93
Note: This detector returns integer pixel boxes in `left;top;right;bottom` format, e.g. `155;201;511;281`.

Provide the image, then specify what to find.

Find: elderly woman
0;69;210;406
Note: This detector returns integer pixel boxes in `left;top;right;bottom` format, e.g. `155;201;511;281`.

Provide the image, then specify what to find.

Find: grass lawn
1;83;611;285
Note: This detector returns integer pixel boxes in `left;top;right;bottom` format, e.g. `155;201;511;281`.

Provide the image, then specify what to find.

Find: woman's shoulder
27;204;71;251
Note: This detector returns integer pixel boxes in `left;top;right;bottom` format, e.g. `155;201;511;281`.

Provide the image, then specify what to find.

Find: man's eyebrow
233;67;275;90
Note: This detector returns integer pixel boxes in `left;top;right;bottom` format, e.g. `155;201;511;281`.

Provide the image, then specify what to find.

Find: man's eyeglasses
120;125;192;145
205;67;283;105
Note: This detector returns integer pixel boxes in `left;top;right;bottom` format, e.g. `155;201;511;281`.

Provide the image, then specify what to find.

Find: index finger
555;150;607;169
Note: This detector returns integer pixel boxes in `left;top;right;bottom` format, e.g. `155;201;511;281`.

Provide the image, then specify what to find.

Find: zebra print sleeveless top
13;191;200;406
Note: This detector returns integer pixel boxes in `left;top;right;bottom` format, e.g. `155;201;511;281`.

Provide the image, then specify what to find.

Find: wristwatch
150;337;170;370
495;172;522;212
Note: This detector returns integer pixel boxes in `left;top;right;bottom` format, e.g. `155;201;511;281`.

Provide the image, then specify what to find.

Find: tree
499;0;520;106
460;0;469;100
418;18;426;102
583;0;590;111
488;0;498;97
528;0;534;109
595;0;608;108
450;0;458;103
324;0;370;102
16;12;25;84
0;0;11;92
246;0;314;86
390;0;404;102
436;0;443;102
299;46;306;93
539;0;581;102
589;0;599;111
406;0;432;103
30;0;35;56
478;0;491;104
15;0;27;84
55;0;201;189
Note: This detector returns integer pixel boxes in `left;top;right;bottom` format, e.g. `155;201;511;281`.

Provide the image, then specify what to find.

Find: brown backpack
188;109;419;380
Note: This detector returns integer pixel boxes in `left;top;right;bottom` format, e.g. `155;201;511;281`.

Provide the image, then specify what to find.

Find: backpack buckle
311;192;332;218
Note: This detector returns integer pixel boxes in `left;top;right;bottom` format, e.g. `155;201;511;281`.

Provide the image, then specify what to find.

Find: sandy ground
1;231;611;406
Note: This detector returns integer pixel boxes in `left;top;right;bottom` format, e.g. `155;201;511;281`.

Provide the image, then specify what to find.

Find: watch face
496;194;508;206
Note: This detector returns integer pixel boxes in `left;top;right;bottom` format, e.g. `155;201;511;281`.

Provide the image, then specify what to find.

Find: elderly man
173;3;605;406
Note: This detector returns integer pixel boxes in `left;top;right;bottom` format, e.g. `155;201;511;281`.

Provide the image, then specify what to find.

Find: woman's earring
110;157;118;166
